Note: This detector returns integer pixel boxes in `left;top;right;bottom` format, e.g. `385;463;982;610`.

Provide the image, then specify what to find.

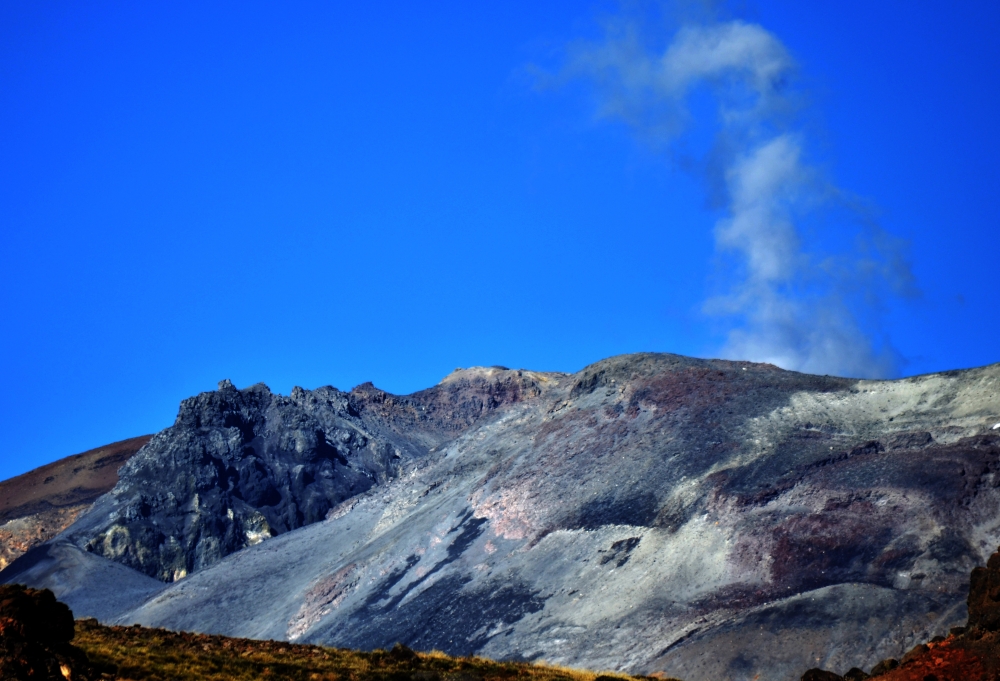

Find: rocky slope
16;546;1000;681
39;370;549;582
3;353;1000;681
0;436;151;571
13;546;1000;681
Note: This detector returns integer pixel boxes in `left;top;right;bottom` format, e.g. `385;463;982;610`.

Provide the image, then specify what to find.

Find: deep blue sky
2;1;999;479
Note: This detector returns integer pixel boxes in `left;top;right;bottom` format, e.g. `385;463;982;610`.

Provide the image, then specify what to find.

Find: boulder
868;658;898;676
801;669;843;681
0;584;100;680
968;550;1000;631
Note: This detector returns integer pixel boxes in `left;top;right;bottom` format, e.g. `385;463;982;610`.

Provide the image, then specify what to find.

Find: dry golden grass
74;619;680;681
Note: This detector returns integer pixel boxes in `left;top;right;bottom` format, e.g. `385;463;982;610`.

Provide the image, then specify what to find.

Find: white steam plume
568;15;915;378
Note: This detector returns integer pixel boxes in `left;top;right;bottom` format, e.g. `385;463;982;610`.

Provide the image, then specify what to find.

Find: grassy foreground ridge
74;618;677;681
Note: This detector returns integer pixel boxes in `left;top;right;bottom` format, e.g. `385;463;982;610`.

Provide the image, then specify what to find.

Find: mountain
0;436;151;571
2;353;999;681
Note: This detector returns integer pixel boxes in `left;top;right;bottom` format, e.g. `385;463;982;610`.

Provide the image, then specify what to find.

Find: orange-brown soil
855;624;1000;681
0;435;152;523
872;635;988;681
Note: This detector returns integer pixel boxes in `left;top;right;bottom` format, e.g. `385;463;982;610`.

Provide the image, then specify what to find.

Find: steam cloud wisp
570;15;915;378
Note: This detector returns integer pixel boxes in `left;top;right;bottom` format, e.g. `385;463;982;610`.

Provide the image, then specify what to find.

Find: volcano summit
3;353;999;681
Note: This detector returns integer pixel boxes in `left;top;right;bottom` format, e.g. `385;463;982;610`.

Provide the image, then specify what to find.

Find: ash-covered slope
4;353;1000;681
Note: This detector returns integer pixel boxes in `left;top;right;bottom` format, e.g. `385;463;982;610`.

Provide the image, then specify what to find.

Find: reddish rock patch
873;637;985;681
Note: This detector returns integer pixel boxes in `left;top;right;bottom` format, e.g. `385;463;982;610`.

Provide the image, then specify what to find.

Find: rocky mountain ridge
3;353;1000;681
30;367;556;582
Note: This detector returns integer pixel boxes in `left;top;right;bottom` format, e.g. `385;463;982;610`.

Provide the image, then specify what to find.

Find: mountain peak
5;352;1000;680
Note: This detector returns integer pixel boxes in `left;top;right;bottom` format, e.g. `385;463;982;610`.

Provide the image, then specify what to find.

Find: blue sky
2;1;999;479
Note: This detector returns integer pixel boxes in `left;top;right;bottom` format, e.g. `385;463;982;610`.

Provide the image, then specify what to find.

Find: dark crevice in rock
567;492;659;531
600;537;642;567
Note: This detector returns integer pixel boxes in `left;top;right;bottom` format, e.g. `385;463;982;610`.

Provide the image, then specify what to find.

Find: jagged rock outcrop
0;584;100;680
3;353;1000;681
57;369;554;581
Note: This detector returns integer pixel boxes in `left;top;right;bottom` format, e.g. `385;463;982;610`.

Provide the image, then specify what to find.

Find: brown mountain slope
0;436;151;570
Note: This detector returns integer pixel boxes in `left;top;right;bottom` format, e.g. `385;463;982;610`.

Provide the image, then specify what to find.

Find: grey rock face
58;369;550;582
4;353;1000;681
